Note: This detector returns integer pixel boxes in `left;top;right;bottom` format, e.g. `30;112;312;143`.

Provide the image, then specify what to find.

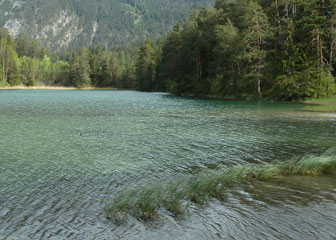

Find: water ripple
0;90;335;239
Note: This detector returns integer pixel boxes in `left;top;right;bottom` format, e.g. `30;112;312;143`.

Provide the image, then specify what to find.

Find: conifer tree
71;48;91;88
136;39;157;91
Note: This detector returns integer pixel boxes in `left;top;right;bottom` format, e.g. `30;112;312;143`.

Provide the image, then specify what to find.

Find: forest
1;0;336;100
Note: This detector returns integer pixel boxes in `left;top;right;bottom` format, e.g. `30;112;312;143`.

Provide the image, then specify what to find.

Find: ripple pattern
0;90;335;239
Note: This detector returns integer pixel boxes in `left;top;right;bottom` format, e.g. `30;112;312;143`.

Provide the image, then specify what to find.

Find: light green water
0;90;335;239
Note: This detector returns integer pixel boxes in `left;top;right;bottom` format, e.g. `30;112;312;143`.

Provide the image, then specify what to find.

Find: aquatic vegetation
105;149;336;221
303;96;336;112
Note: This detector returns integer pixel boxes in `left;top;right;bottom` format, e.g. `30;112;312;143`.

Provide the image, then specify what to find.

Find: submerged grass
0;85;118;90
302;96;336;112
105;149;336;221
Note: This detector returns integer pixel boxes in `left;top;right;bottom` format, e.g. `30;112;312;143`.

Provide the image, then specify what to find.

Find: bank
302;96;336;112
0;85;118;91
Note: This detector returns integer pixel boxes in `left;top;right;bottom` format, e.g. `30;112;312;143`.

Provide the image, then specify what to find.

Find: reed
105;149;336;221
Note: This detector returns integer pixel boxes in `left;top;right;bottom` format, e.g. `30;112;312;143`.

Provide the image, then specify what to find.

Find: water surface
0;90;335;239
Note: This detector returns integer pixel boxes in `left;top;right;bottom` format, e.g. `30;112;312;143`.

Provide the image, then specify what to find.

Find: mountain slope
0;0;214;50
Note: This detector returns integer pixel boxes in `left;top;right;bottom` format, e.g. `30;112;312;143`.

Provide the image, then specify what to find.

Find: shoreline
2;86;336;115
301;96;336;113
0;86;118;91
181;94;336;114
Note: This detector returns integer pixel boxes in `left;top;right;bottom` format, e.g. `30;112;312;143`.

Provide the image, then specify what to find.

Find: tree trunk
235;62;240;96
292;4;297;17
196;46;202;83
274;0;280;53
317;32;320;71
5;67;8;84
329;23;335;90
257;78;261;96
257;58;262;96
2;57;5;84
320;36;324;69
222;67;226;91
330;33;335;73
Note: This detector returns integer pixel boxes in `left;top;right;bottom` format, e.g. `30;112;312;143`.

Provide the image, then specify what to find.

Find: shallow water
0;90;335;240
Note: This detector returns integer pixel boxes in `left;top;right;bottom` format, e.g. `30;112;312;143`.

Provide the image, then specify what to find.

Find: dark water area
0;90;335;239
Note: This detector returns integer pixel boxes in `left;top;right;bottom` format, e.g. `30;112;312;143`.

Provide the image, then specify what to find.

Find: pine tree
158;23;182;91
136;39;157;91
240;1;271;96
71;48;91;88
176;9;203;94
212;19;240;95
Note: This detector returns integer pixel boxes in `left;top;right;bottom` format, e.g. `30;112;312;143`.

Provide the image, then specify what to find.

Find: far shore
1;86;336;114
301;96;336;113
0;85;118;91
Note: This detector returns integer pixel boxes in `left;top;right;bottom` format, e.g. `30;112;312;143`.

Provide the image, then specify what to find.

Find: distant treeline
0;31;69;87
0;30;136;88
1;0;336;100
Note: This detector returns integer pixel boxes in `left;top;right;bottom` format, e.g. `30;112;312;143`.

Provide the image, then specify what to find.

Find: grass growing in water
105;149;336;221
302;96;336;112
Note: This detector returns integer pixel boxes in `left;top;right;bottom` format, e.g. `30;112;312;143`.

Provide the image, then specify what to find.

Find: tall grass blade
105;149;336;221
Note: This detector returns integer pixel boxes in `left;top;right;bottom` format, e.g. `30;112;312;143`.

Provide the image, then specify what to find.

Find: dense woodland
1;0;336;100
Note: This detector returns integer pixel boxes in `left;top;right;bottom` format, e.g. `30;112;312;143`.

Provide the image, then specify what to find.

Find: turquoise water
0;90;335;239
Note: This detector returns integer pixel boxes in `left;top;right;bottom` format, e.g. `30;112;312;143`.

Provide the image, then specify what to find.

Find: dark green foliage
71;48;91;88
105;148;336;221
150;0;336;100
157;24;182;92
1;0;336;99
135;39;157;91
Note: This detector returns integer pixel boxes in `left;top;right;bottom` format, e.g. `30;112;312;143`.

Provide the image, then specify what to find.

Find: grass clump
105;149;336;221
162;180;187;214
105;185;164;221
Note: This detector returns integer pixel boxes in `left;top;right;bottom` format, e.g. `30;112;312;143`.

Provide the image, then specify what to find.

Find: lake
0;90;335;239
